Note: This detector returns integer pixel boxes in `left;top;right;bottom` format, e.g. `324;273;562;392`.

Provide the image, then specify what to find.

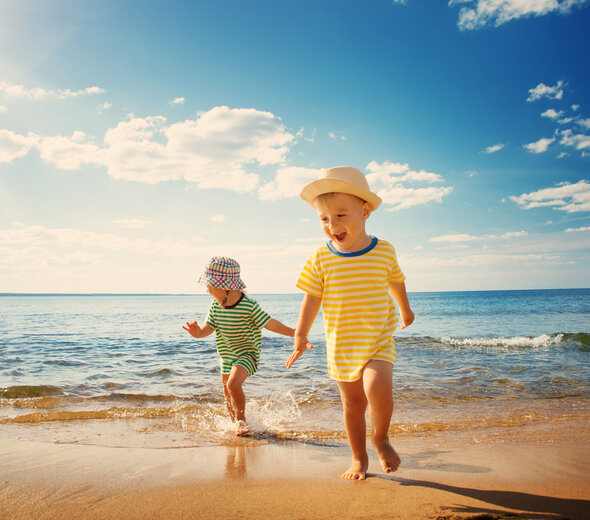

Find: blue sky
1;0;589;293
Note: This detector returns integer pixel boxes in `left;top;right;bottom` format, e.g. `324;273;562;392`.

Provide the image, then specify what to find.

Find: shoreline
2;420;589;520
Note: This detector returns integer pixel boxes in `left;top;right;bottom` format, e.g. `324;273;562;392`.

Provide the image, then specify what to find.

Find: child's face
313;193;372;253
206;284;226;303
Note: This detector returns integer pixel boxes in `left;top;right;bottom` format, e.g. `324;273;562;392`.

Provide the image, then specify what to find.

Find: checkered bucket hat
198;256;246;291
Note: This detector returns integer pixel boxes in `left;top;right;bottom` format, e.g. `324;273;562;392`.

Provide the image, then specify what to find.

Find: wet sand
1;420;590;520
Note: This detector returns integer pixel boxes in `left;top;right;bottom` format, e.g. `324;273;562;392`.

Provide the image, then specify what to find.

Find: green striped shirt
205;294;271;360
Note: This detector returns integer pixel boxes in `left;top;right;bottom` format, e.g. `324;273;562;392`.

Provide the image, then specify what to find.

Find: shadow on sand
377;475;590;520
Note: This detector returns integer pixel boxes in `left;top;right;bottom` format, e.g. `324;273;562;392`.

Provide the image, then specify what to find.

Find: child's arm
285;293;321;368
183;320;215;339
388;281;414;329
264;318;295;337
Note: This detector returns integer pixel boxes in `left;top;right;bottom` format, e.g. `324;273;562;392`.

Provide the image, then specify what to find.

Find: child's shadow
371;452;589;520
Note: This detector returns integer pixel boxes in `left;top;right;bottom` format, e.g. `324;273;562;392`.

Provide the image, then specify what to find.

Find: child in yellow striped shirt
286;166;414;480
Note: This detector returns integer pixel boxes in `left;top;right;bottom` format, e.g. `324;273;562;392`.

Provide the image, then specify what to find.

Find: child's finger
285;351;300;368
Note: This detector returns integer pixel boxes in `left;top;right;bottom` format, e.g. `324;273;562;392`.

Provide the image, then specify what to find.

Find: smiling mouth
334;232;346;242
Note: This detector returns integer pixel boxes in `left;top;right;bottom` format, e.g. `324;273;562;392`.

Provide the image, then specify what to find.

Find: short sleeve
387;244;406;284
205;303;216;329
296;252;324;298
250;300;272;329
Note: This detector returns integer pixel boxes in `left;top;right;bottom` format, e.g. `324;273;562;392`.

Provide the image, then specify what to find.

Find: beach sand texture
1;421;589;520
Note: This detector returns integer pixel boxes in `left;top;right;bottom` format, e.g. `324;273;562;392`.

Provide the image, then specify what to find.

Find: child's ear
362;202;372;219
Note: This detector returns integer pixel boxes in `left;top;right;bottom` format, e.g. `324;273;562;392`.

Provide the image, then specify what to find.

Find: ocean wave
3;402;589;450
406;332;588;351
143;368;183;377
0;385;64;399
439;333;563;349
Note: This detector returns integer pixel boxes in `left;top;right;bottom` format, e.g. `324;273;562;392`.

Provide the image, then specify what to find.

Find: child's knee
342;395;367;414
226;377;244;395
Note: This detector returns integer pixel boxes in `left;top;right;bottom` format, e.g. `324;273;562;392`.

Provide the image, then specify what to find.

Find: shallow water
1;290;588;447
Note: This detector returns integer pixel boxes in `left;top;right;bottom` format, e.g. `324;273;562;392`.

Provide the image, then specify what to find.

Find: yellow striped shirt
297;237;405;382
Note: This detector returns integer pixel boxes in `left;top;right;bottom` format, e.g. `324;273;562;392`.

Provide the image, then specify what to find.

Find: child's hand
400;308;415;329
183;321;203;338
285;336;314;368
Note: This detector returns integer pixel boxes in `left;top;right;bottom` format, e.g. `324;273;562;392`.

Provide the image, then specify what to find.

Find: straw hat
300;166;382;211
198;256;246;291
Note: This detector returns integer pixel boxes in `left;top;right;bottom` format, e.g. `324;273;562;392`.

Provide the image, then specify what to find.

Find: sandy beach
1;418;589;520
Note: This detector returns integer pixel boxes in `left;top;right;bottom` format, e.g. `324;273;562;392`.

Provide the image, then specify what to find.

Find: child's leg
336;379;369;480
226;365;249;434
221;373;236;422
362;359;401;473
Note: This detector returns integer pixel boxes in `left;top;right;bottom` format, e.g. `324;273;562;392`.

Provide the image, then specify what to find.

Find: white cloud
365;160;453;210
484;143;504;153
37;131;102;170
523;85;590;156
0;224;196;258
0;105;7;113
559;129;590;150
99;101;112;111
111;217;151;229
541;109;564;120
430;231;527;243
541;108;575;124
377;185;455;211
328;131;346;141
169;97;185;105
510;180;590;213
4;106;295;192
452;1;588;30
430;233;478;243
497;231;528;239
0;129;38;163
258;166;322;201
0;223;312;293
366;160;445;184
565;225;590;232
297;128;316;143
0;81;105;101
526;81;565;102
258;160;454;210
524;136;555;153
211;214;225;222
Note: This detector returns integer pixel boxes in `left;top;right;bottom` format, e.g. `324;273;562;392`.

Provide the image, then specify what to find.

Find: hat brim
300;178;382;211
198;274;246;291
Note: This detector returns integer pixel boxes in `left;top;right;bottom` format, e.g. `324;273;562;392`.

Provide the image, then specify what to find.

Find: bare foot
373;439;401;473
341;457;368;480
235;420;249;437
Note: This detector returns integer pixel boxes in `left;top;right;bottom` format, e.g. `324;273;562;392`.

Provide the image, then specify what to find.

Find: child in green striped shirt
184;256;308;436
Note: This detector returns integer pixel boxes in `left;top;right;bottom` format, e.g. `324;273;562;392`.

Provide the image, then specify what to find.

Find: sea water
1;290;588;447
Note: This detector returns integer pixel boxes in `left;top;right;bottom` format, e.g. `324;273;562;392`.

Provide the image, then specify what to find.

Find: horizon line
1;288;588;297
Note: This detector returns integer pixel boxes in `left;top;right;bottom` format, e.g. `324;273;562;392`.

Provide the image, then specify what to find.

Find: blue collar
327;236;378;257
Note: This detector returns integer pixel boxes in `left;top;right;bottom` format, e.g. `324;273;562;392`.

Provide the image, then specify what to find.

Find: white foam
438;333;563;350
